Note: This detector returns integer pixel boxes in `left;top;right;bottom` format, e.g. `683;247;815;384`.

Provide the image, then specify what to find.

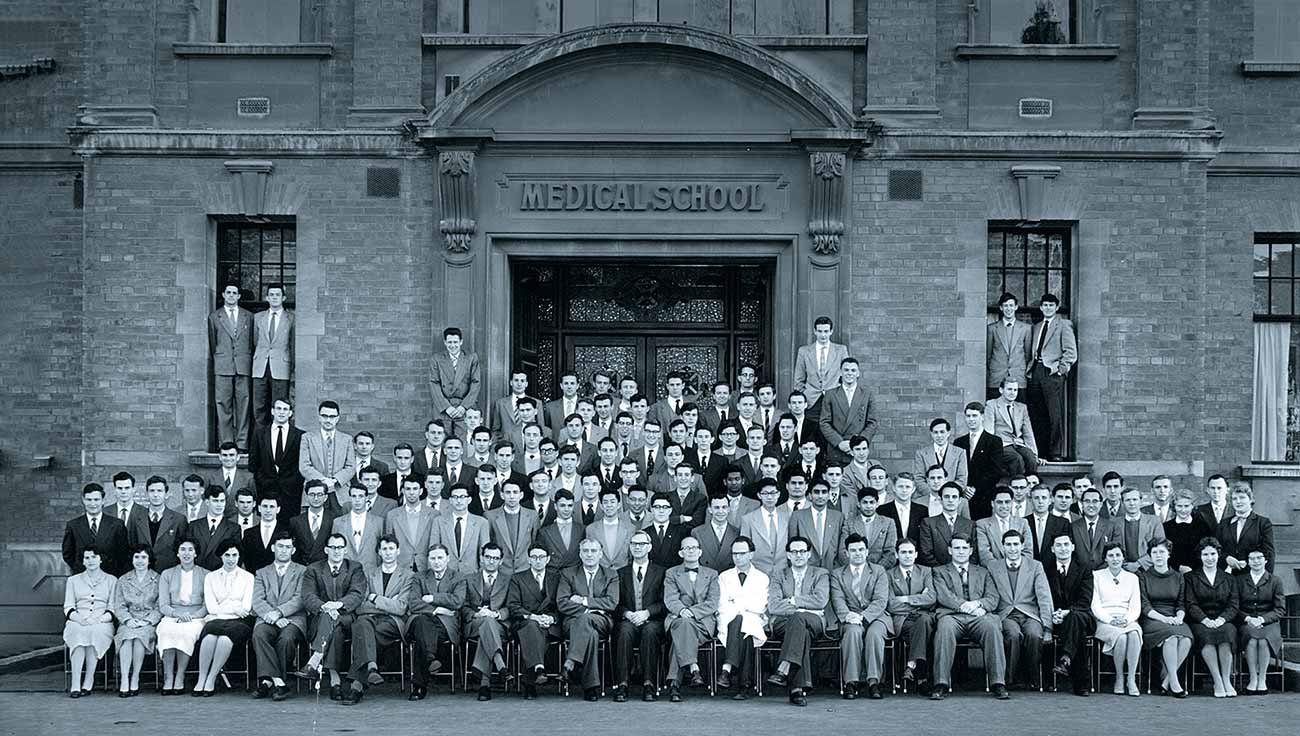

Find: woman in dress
1162;489;1211;573
156;539;207;694
1090;542;1143;696
1237;549;1285;695
113;544;161;696
1185;537;1239;697
193;542;255;696
63;545;118;697
1138;538;1192;697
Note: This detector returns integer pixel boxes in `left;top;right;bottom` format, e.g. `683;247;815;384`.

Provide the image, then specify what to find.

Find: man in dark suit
104;471;149;534
289;480;338;565
1024;293;1076;461
644;494;686;568
412;419;448;479
1069;488;1119;570
507;541;563;700
209;282;254;449
293;533;367;698
612;530;667;702
879;472;928;547
918;483;976;567
767;414;803;467
886;540;938;689
1045;532;1094;695
492;370;540;444
930;534;1009;700
186;485;242;570
130;476;188;570
688;427;728;493
557;538;620;701
692;495;740;571
818;357;878;465
241;494;289;572
62;483;129;575
462;543;513;698
953;401;1007;520
430;327;481;438
1025;485;1071;562
378;443;423;501
406;544;467;701
1195;474;1232;531
698;382;733;436
248;398;305;517
764;536;830;707
537;491;584;571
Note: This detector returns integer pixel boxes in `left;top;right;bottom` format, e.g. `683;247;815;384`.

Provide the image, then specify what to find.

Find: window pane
1255;242;1272;278
261;227;281;261
988;272;1004;309
1048;234;1066;268
241;228;260;263
1026;232;1048;268
1256;278;1271;315
1046;271;1064;304
1005;232;1027;269
1276;280;1295;314
988;233;1005;268
990;0;1072;44
219;263;240;290
218;227;239;263
1272;243;1294;277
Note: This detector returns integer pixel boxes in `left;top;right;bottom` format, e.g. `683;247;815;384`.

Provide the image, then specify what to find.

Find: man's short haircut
318;400;339;413
442;327;462;340
928;417;951;431
355;430;375;442
813;316;833;329
964;401;984;414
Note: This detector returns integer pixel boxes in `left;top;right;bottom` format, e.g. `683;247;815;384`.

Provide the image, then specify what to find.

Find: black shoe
365;668;384;686
612;685;627;703
68;690;81;699
903;666;917;685
329;684;343;701
717;670;732;689
272;685;291;702
202;689;215;698
731;688;749;701
789;689;807;707
1172;688;1188;699
669;683;682;703
688;670;706;688
642;686;657;702
118;691;130;699
930;685;949;701
842;682;857;700
293;665;322;681
341;688;363;706
583;687;600;702
253;679;272;699
408;685;426;701
1052;656;1071;678
766;672;789;688
993;684;1011;700
533;668;549;686
523;684;537;700
477;686;492;702
130;689;140;697
868;682;883;700
1072;687;1090;697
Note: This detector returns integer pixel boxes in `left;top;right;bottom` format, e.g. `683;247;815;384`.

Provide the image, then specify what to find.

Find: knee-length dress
155;566;208;655
1090;569;1142;653
113;569;161;653
1138;567;1193;649
1236;571;1284;656
63;572;117;658
1185;568;1238;647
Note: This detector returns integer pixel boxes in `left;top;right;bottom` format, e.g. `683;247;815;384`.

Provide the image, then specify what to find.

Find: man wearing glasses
298;400;355;511
738;480;790;576
764;536;830;707
463;542;511;699
558;538;619;701
612;530;667;702
293;532;366;701
663;535;720;702
645;493;685;567
431;485;489;578
507;543;561;700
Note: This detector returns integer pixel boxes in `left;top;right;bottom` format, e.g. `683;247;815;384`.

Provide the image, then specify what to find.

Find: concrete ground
1;670;1297;736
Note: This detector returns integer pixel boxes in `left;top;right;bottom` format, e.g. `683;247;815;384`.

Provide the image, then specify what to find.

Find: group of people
59;313;1284;706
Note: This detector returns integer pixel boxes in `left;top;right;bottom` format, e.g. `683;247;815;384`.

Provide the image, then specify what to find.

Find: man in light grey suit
385;476;437;572
912;418;969;488
930;533;1009;700
793;315;849;422
839;488;898;569
986;292;1032;399
976;489;1031;563
1117;487;1166;571
486;481;539;576
1025;293;1077;461
209;283;254;449
764;536;830;706
252;283;293;431
250;531;307;701
430;486;490;577
738;480;791;576
986;529;1053;690
818;357;878;465
430;327;481;438
299;400;354;509
984;380;1038;476
831;533;891;699
663;536;720;700
333;484;382;572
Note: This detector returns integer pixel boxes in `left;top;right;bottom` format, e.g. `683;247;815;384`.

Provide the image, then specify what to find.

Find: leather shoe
993;684;1011;700
427;659;442;676
329;684;344;701
688;670;706;688
642;687;657;702
841;683;857;700
408;685;426;701
292;665;322;681
583;687;600;702
668;684;682;703
477;686;492;702
253;680;272;699
341;688;363;706
716;670;732;689
930;685;948;701
271;685;291;702
789;689;807;707
533;668;549;686
365;669;384;686
1072;687;1090;697
523;685;537;700
202;689;215;698
731;689;748;701
903;666;917;684
766;672;789;688
868;682;883;700
612;685;627;703
1052;656;1071;678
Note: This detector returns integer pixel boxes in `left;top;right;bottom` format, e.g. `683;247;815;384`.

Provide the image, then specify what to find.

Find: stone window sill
172;43;333;58
1240;462;1300;478
1241;61;1300;76
955;44;1119;59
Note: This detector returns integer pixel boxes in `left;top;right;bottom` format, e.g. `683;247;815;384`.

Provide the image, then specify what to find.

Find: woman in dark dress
1184;537;1238;697
1163;490;1210;573
1139;538;1192;697
1237;549;1285;695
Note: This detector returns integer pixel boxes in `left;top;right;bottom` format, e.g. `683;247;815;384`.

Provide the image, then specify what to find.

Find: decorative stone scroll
223;159;274;215
808;151;846;255
1009;164;1061;222
438;150;476;253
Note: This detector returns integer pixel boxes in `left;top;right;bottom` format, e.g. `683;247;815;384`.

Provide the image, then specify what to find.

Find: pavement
1;671;1297;736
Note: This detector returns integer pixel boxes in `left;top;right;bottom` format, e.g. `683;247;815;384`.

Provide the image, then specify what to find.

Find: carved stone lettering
518;181;766;213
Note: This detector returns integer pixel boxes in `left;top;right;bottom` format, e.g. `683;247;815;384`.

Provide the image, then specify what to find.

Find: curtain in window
1252;322;1289;461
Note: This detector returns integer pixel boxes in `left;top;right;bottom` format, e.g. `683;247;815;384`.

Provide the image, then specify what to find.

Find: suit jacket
912;444;969;488
789;507;846;569
617;562;669;620
252;308;293;379
469;488;508;517
249;423;305;509
662;564;719;628
1194;502;1232;533
649;398;687;440
698;406;732;436
351;457;390;485
987;318;1032;389
556;565;620;618
1045;559;1093;613
818;384;878;463
430;513;491;577
738;506;792;576
62;514;129;576
1141;503;1175;523
506;568;561;638
1024;513;1072;562
983;397;1037;455
240;521;289;573
838;512;897;569
208;306;253;376
1215;513;1275;573
765;440;802;469
585;517;637;569
104;502;148;533
691;521;739;571
408;569;467;644
332;512;382;572
301;558;366;614
378;470;426;501
642;522;685;568
885;565;937;631
251;560;307;632
1111;514;1167;569
663;486;708;529
933;563;1000;616
486;507;540;576
288;509;336;565
299;429;356;504
542;397;582;441
987;557;1053;627
1069;517;1121;570
879;501;929;547
185;517;243;570
430;351;481;415
732;454;765;485
767;565;831;619
793;341;849;405
356;566;413;635
829;562;890;630
385;504;438;572
538;520;585;571
952;430;1006;511
1028;316;1077;376
918;513;976;567
686;450;729;494
975;516;1031;563
492;394;539;437
127;508;188;571
462;569;512;622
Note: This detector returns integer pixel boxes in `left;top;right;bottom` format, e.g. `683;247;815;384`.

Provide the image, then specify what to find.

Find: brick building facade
2;0;1298;651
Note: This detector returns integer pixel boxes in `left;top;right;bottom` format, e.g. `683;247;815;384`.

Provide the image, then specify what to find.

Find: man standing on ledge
251;283;293;432
793;316;848;424
818;357;877;465
430;327;481;439
209;283;253;450
1024;293;1076;462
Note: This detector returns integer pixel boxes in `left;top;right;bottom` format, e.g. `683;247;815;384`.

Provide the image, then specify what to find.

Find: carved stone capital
808;151;846;255
223;159;274;215
1009;164;1061;222
438;150;477;254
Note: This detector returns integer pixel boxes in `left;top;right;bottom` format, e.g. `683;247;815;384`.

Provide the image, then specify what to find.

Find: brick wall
1209;0;1300;146
0;0;82;139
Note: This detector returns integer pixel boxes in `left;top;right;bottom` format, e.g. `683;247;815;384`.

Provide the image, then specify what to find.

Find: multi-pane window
216;219;296;309
986;0;1080;44
987;224;1072;317
1254;234;1299;319
1252;234;1300;462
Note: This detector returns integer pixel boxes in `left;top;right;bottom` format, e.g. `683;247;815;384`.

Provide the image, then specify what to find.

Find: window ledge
1242;61;1300;76
172;43;333;58
955;44;1119;59
188;451;248;468
421;33;867;50
1240;462;1300;479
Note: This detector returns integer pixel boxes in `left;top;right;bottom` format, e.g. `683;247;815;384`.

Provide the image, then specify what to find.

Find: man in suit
644;493;687;568
538;490;584;571
486;481;538;576
129;476;188;570
543;372;582;441
662;536;719;701
832;533;892;699
887;539;938;689
688;427;729;494
1196;474;1232;530
289;480;336;565
879;472;928;547
976;488;1032;563
764;536;830;707
250;530;307;702
1143;475;1175;522
839;487;898;569
789;481;845;569
649;371;689;439
293;533;367;697
953;402;1007;520
698;382;733;436
987;529;1053;690
1070;488;1120;570
985;380;1039;476
793;315;849;422
406;545;467;700
209;282;254;449
241;493;288;573
299;400;354;509
612;530;668;702
251;283;292;431
210;442;256;510
664;462;709;529
558;538;620;701
913;418;969;489
62;483;129;575
492;369;539;443
767;414;804;467
462;543;512;697
1045;532;1094;695
332;484;381;573
919;483;976;567
104;471;149;534
738;480;790;576
350;432;389;483
430;327;481;438
1025;485;1071;562
1115;487;1167;571
586;489;636;569
186;486;242;570
930;533;1009;700
507;542;562;699
438;436;470;494
340;535;411;705
385;477;437;573
249;398;305;517
693;495;740;571
818;357;878;465
987;292;1032;399
430;485;490;578
411;419;447;479
1024;293;1076;461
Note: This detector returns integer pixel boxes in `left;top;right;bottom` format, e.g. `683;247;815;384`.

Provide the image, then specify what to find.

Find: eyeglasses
325;545;347;551
481;555;503;562
528;553;549;560
630;541;653;546
650;504;673;510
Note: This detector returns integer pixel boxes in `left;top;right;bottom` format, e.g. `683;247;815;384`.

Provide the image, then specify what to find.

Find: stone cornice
422;33;868;50
871;130;1222;162
70;130;420;158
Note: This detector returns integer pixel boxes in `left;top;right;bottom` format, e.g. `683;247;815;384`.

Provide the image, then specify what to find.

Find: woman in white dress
193;542;255;696
63;546;118;697
156;540;208;694
1091;542;1143;696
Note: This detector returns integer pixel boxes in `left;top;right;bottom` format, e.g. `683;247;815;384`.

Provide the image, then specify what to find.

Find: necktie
454;517;464;555
621;442;628;457
852;567;862;586
1058;564;1066;575
537;504;546;523
657;524;666;541
275;426;285;462
151;512;160;524
225;473;234;492
783;442;791;456
89;517;98;536
764;512;774;540
738;571;748;585
324;434;334;475
210;519;218;535
483;575;493;602
646;450;654;470
1034;319;1050;363
672;400;680;414
535;573;544;588
1088;522;1096;542
605;469;613;485
959;567;969;598
268;311;277;342
636;566;644;583
903;571;910;585
310;513;320;535
331;565;340;577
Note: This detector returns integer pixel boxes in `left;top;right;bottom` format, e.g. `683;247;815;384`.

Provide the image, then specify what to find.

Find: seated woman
1185;537;1239;698
1090;542;1143;696
113;544;161;697
1237;549;1284;695
1138;538;1192;697
1162;489;1211;574
63;546;118;698
193;542;255;696
156;540;208;694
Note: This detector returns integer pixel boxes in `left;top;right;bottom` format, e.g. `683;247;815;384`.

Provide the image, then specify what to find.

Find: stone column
349;0;426;127
1132;0;1215;129
77;0;159;127
862;0;940;128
